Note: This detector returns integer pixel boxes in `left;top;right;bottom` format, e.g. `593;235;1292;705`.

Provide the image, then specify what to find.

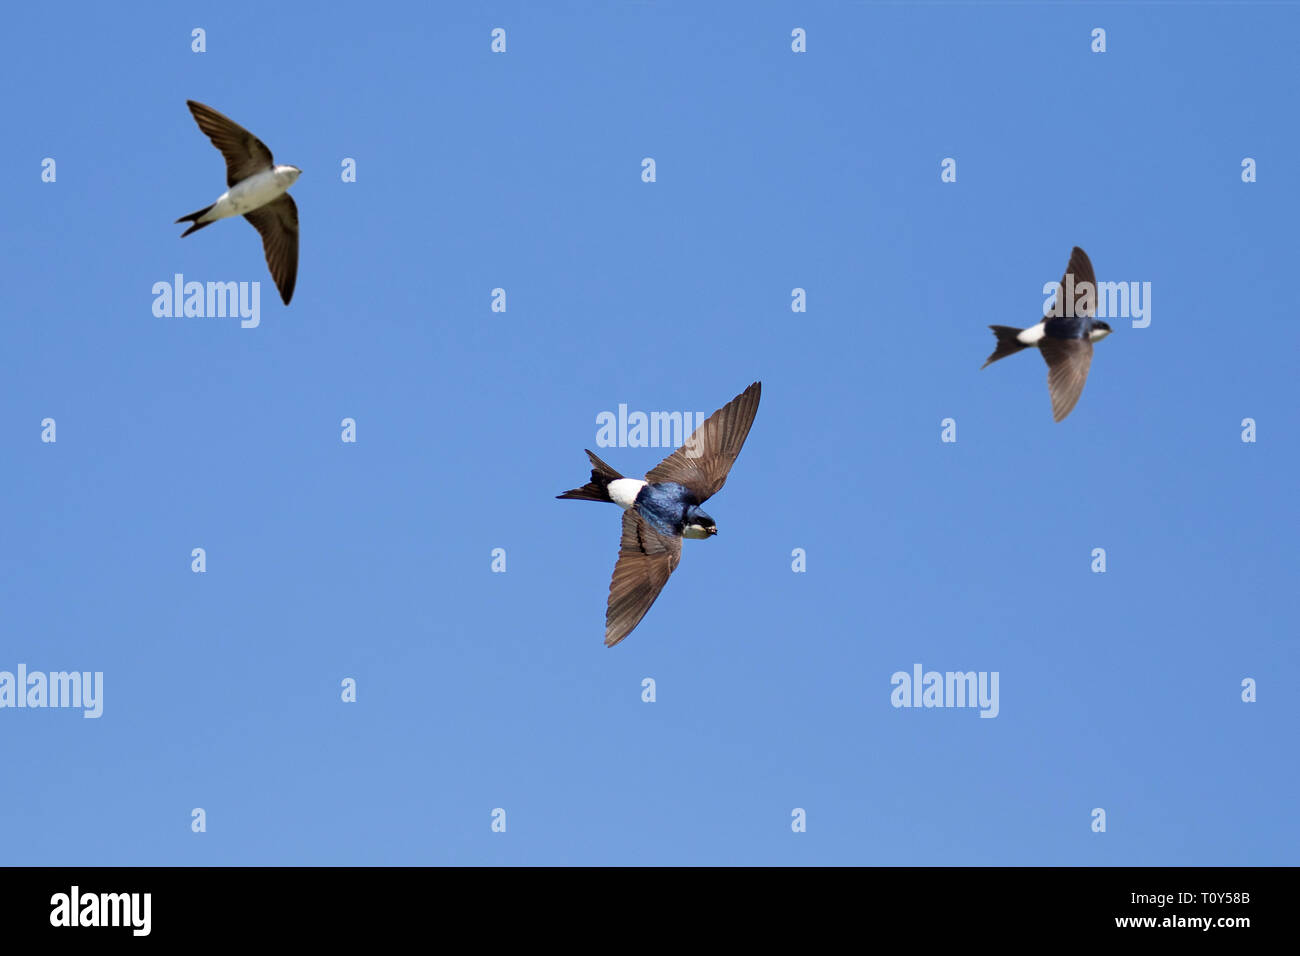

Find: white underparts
607;478;647;509
204;167;297;221
1017;322;1047;345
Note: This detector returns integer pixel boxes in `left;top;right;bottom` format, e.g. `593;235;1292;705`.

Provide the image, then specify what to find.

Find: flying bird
175;100;300;305
558;381;761;647
982;247;1112;422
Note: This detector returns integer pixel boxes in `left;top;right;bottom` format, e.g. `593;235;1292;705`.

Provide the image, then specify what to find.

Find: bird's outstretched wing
643;381;761;504
1045;246;1096;319
605;509;683;647
186;100;275;187
1040;337;1093;422
243;194;299;305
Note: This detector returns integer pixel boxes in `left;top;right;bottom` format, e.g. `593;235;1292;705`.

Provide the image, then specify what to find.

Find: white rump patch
1017;322;1047;345
607;478;647;509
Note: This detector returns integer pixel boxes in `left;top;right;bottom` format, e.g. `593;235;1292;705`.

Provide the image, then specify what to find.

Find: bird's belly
224;172;288;215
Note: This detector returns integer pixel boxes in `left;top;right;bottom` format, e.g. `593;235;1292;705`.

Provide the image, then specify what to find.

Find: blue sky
2;1;1296;865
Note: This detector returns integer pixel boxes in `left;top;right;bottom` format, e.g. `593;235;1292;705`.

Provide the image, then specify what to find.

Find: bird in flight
558;381;762;647
982;247;1112;422
175;100;300;305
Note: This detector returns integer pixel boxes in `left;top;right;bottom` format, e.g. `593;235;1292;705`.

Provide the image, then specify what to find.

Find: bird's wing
1039;337;1093;422
243;194;299;305
186;100;276;187
1046;246;1096;319
1061;246;1095;296
605;509;683;647
643;381;761;504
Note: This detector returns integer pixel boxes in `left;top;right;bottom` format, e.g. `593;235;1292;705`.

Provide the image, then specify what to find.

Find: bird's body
603;477;709;537
176;100;301;305
190;166;300;223
982;247;1112;422
558;382;762;647
633;482;715;538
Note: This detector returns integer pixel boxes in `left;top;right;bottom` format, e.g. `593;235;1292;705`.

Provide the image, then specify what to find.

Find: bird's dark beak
709;527;718;536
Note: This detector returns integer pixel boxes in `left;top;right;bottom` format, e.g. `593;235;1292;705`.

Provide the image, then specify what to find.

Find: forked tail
557;449;624;502
175;203;216;238
982;325;1028;368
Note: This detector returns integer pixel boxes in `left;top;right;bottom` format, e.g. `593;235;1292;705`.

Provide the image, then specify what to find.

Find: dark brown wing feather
186;100;275;187
1039;337;1093;422
1048;246;1096;319
605;510;683;647
643;381;761;503
244;194;299;305
1061;247;1095;292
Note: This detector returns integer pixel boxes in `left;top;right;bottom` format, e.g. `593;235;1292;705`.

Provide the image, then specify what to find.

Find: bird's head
1090;320;1113;343
682;507;717;539
278;165;302;185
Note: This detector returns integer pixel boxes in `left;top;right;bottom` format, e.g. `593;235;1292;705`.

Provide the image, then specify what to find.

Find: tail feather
557;449;624;502
176;204;216;237
982;325;1028;368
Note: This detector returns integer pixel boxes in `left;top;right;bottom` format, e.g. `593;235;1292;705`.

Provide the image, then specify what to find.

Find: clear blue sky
2;1;1296;865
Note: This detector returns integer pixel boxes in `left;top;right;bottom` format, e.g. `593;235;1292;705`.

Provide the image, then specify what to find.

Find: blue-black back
635;482;698;536
1043;314;1093;340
